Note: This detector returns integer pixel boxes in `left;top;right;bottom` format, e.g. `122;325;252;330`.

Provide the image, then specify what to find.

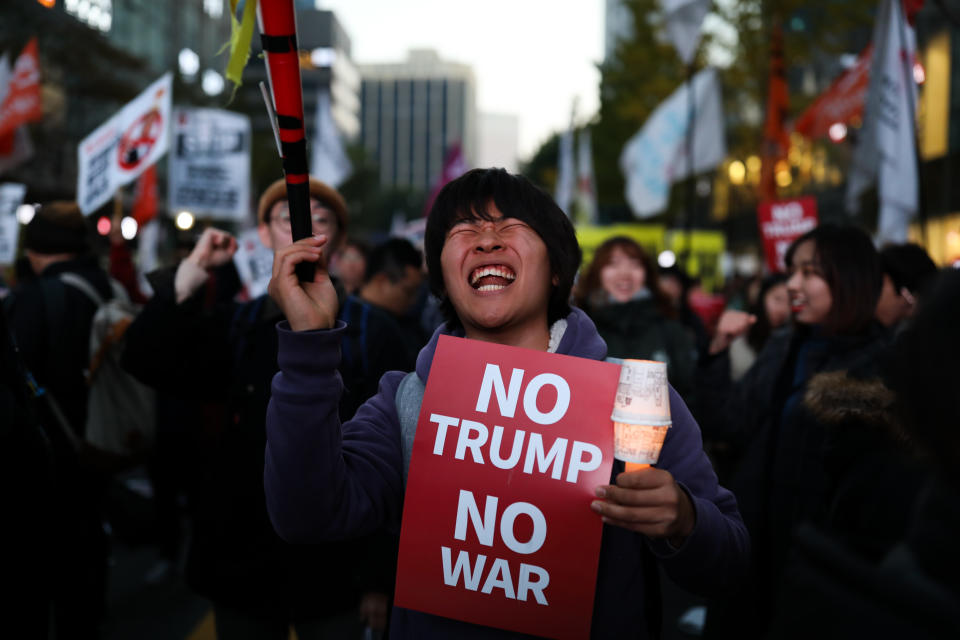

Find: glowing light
179;48;200;77
120;216;138;240
776;168;793;188
914;61;925;85
828;122;848;143
96;217;111;236
658;250;677;269
311;47;336;68
16;204;37;225
746;155;761;174
728;160;746;185
175;211;195;230
202;69;224;96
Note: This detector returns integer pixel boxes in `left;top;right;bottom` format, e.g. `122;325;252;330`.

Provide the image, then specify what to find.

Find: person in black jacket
574;236;696;398
122;178;399;639
697;224;889;638
1;302;56;639
766;268;960;638
4;201;113;639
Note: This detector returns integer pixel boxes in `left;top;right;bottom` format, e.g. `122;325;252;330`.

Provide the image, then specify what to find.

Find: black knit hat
23;201;89;255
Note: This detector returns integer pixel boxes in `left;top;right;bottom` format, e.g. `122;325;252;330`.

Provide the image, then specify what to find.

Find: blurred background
2;1;960;284
2;1;960;637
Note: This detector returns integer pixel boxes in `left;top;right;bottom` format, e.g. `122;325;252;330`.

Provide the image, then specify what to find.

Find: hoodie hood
415;306;607;381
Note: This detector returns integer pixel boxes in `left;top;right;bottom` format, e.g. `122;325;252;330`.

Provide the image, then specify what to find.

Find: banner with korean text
169;108;251;220
757;196;818;273
395;336;621;639
77;73;172;215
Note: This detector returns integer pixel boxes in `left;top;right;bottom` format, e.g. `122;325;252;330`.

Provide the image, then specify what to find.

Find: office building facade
360;49;477;192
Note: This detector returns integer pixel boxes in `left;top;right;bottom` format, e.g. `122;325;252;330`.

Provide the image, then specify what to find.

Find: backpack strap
58;272;106;307
395;370;425;486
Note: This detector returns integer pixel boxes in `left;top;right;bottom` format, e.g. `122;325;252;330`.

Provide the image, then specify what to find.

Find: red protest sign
395;335;620;639
757;197;818;273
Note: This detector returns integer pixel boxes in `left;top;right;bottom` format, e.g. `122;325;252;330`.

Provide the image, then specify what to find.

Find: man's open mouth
469;264;517;292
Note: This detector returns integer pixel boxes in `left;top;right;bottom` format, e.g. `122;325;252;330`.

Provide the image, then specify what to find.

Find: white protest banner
169;108;251;220
232;228;273;299
0;182;26;265
620;68;725;218
77;73;172;215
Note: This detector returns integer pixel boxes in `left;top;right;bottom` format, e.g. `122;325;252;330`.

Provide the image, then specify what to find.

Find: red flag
0;38;43;139
902;0;925;24
130;164;157;225
423;143;467;217
794;45;871;140
759;24;789;202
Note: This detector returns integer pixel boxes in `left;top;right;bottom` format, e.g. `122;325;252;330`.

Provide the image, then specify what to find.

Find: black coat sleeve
121;265;235;399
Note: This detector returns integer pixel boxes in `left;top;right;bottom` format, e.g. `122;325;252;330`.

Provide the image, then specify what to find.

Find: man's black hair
879;243;937;296
364;237;423;285
424;168;582;328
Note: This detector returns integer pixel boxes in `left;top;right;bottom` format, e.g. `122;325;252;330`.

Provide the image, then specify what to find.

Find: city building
604;0;633;62
359;49;477;192
477;112;519;173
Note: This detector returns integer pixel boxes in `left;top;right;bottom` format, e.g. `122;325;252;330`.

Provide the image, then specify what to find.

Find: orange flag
759;24;789;202
131;164;158;225
0;38;43;139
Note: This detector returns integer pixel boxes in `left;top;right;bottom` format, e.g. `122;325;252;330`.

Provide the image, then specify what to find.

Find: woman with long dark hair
699;224;889;638
574;236;697;398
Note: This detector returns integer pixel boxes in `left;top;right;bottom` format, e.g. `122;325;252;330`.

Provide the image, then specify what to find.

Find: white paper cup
610;359;671;426
613;421;671;465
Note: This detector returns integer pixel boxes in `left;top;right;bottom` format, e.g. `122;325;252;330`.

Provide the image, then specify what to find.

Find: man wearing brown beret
122;177;401;639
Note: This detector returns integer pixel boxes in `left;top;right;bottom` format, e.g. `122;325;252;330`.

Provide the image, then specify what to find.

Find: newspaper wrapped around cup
609;359;671;465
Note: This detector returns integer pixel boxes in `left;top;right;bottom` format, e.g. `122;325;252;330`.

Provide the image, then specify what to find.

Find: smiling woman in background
696;223;890;639
573;236;697;398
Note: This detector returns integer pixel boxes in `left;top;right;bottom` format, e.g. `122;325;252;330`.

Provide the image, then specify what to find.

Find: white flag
660;0;710;66
845;0;918;244
311;89;352;188
555;126;575;214
620;68;725;218
576;128;597;224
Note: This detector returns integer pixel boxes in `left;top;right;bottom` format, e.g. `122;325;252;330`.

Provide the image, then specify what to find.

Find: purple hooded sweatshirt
265;308;749;639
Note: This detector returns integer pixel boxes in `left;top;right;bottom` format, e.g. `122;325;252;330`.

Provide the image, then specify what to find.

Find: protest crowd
3;1;960;639
3;166;959;639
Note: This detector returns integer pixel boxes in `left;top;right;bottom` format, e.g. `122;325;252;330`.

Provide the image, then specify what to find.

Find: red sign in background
757;196;819;273
395;336;621;639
